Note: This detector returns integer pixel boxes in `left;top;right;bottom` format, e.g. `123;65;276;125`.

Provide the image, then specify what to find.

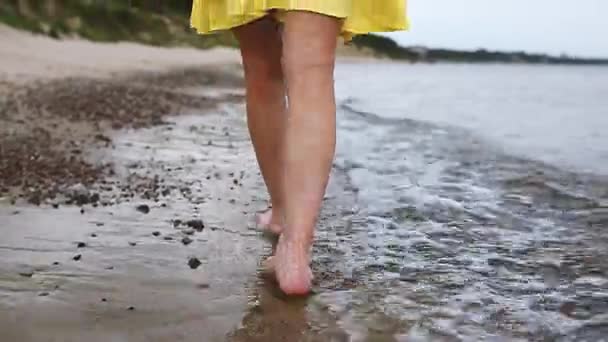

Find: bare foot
264;235;313;295
256;208;284;234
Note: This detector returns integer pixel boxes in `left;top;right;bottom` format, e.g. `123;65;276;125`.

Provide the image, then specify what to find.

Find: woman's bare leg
268;11;341;295
233;18;286;234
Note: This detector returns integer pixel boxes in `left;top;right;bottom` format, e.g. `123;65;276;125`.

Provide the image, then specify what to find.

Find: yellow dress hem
190;1;408;41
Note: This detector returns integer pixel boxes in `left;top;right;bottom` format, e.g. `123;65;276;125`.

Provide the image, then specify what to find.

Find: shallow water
313;62;608;340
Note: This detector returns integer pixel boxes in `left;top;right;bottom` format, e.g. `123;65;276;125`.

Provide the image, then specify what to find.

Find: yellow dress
190;0;408;41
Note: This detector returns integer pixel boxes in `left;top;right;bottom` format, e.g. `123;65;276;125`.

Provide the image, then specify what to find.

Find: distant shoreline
349;35;608;66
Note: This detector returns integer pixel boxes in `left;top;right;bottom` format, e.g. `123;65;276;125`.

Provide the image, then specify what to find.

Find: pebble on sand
73;254;82;261
186;219;204;232
136;204;150;214
76;242;87;248
152;231;161;237
181;237;193;246
188;257;202;269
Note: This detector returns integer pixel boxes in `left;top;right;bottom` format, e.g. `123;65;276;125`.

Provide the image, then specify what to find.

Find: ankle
282;231;313;250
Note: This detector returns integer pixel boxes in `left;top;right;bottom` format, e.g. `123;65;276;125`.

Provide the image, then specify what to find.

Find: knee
281;46;335;84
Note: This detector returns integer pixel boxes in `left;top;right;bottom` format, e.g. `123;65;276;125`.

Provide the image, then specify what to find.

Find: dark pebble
52;262;60;265
18;271;34;278
152;231;161;237
229;199;236;204
183;229;195;236
127;306;135;311
91;233;97;238
197;283;210;289
52;203;59;209
90;193;100;203
105;266;114;270
164;236;174;241
188;257;202;269
101;298;107;302
38;292;50;297
80;208;85;214
186;219;204;232
136;204;150;214
182;237;193;246
73;254;82;261
128;242;137;246
233;179;239;185
560;302;576;317
173;219;182;228
96;223;104;227
77;242;87;248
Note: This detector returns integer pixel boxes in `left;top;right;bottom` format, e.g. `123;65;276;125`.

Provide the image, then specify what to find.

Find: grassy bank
0;0;237;48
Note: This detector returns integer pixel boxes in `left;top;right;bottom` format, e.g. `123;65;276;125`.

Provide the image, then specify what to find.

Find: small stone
186;219;204;232
18;271;34;278
73;254;82;261
188;257;202;269
182;237;193;246
52;262;60;265
101;298;107;302
96;223;104;227
128;242;137;246
560;302;576;317
90;233;97;238
173;219;182;228
105;266;114;270
90;193;100;203
197;283;210;289
164;236;174;241
52;203;59;209
80;208;85;214
127;306;135;311
136;204;150;214
183;229;195;236
76;242;87;248
152;231;161;237
38;292;50;297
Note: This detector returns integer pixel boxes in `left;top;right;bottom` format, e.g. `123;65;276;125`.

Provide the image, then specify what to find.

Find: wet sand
0;25;357;341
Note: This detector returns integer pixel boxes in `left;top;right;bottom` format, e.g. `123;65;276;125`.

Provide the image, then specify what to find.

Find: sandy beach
0;24;357;341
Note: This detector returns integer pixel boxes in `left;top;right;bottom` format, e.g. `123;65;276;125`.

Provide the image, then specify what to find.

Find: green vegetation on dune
0;0;237;48
2;0;606;65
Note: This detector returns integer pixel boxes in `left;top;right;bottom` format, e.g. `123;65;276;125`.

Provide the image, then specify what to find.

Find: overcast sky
384;0;608;58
